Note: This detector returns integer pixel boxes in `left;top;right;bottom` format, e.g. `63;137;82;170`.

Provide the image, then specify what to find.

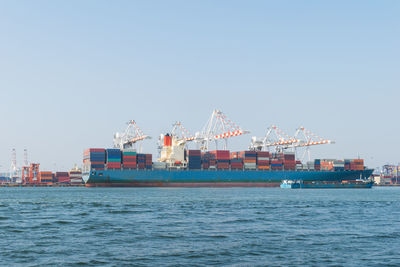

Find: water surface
1;187;399;266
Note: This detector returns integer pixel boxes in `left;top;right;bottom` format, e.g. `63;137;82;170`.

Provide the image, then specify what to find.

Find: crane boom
195;109;249;150
249;125;334;160
113;120;151;151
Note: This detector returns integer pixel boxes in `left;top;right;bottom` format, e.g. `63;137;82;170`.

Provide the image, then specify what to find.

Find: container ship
82;111;373;187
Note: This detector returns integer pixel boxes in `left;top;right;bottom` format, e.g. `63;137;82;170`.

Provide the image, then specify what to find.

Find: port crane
249;125;299;152
194;109;249;151
249;125;334;161
292;126;335;161
113;120;151;152
9;148;21;183
170;121;195;142
21;163;40;184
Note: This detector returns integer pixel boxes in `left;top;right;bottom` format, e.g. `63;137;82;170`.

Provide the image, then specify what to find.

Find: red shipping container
123;159;137;163
86;148;105;152
217;164;229;169
107;162;121;169
257;151;270;158
188;150;201;156
209;150;230;159
271;166;283;170
231;167;243;170
58;177;70;183
87;161;105;165
123;156;137;159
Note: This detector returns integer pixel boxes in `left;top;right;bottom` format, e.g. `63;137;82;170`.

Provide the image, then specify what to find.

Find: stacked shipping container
257;151;270;170
83;148;366;173
122;149;137;169
137;154;146;169
84;148;155;170
39;171;53;184
210;150;230;169
344;160;351;171
145;154;152;169
202;152;216;169
270;160;283;170
283;152;295;170
333;160;345;171
69;169;82;185
350;159;364;170
321;160;334;170
83;149;106;170
136;154;152;169
314;159;321;170
230;152;243;170
106;149;122;169
187;150;201;170
321;159;364;171
239;151;257;170
56;172;70;184
270;153;283;170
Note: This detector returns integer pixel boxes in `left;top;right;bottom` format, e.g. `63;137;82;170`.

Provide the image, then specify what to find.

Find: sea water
1;187;399;266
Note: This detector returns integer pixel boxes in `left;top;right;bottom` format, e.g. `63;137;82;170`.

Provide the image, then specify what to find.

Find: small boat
280;179;374;189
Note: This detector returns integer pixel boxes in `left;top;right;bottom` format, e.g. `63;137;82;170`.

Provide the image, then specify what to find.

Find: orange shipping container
258;166;270;170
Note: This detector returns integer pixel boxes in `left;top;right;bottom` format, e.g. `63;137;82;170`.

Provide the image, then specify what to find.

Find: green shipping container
107;158;121;162
123;152;137;156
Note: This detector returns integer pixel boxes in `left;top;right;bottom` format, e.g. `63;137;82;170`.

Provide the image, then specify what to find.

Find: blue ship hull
83;169;374;187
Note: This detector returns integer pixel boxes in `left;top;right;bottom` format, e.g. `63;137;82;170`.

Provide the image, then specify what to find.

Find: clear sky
0;1;398;172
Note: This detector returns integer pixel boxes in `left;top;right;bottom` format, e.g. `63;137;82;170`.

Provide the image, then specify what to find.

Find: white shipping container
244;166;257;170
284;152;295;155
122;149;137;152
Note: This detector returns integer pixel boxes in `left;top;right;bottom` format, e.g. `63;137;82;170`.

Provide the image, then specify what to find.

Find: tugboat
280;179;374;189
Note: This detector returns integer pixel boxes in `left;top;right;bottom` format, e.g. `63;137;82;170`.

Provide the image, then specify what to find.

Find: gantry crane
171;121;195;142
292;126;335;161
194;109;249;151
21;163;40;184
249;125;334;161
249;125;299;152
113;120;151;152
9;149;18;183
